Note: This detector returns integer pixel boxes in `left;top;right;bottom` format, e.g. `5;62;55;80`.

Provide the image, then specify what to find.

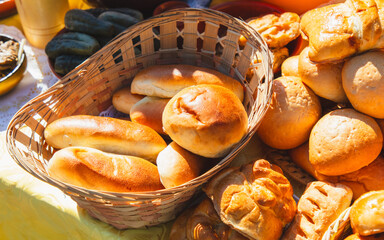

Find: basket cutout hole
197;38;203;52
132;35;140;46
218;24;228;38
177;36;184;49
197;21;205;34
153;38;160;52
98;64;105;73
176;21;184;31
215;42;224;57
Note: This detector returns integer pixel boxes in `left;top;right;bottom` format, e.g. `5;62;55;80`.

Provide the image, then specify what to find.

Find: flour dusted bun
47;146;164;192
156;142;207;188
350;190;384;236
131;64;244;102
309;108;383;176
281;55;300;77
342;51;384;118
299;47;348;103
112;86;144;114
257;76;322;150
162;84;248;158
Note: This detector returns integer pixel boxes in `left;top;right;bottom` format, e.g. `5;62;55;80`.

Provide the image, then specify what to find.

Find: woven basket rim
6;8;273;201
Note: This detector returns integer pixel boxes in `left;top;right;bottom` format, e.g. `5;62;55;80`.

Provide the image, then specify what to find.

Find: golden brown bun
130;96;169;135
156;142;207;188
44;115;167;162
282;181;353;240
131;64;244;102
309;108;383;176
170;197;248;240
112;86;144;114
350;190;384;236
300;0;382;62
342;51;384;118
257;76;322;150
290;142;384;200
281;55;300;77
204;159;297;240
47;146;164;192
345;233;384;240
162;84;248;158
298;47;348;103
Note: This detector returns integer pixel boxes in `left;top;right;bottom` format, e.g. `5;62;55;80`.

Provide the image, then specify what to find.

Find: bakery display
257;76;322;150
44;115;167;162
163;84;248;158
47;146;164;192
204;159;297;240
282;181;353;240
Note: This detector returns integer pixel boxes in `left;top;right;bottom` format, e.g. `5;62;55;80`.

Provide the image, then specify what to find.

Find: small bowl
0;35;27;96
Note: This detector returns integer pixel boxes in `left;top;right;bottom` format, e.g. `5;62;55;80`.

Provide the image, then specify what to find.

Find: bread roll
204;159;297;240
44;115;167;162
281;55;300;77
47;146;164;192
162;84;248;158
309;108;383;176
257;76;322;150
156;142;207;188
131;64;244;102
344;233;384;240
342;51;384;118
112;86;144;114
282;181;353;240
130;96;169;135
298;47;348;103
300;0;383;62
350;190;384;236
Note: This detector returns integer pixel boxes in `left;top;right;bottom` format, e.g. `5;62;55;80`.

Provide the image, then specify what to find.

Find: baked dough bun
344;233;384;240
47;146;164;192
112;86;144;114
44;115;167;162
130;96;170;135
350;190;384;236
204;159;297;240
342;51;384;118
281;55;300;77
309;108;383;176
257;76;322;150
299;47;348;103
282;181;353;240
156;142;207;188
162;84;248;158
131;64;244;102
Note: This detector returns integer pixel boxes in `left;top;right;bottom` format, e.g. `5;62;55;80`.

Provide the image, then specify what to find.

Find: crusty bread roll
112;86;144;114
342;51;384;118
156;142;207;188
44;115;167;162
299;47;348;103
300;0;383;62
257;76;322;150
131;64;244;102
290;142;384;200
204;159;297;240
309;108;383;176
47;146;164;192
350;190;384;236
344;233;384;240
281;55;300;77
162;84;248;158
282;181;353;240
130;96;169;135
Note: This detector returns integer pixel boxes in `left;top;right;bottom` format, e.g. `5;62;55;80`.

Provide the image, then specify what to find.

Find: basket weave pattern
6;8;273;229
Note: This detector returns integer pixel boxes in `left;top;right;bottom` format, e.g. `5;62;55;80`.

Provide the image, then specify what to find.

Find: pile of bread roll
44;64;249;192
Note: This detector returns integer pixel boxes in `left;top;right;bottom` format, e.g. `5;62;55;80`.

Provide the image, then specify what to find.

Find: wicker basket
6;8;273;229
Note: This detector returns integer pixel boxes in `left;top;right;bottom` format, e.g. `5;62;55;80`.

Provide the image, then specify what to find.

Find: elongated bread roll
44;115;167;162
112;86;144;114
47;146;164;192
130;64;244;102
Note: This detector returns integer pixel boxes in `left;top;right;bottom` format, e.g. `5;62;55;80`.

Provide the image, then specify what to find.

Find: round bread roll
309;108;383;176
342;51;384;118
350;190;384;236
298;47;348;103
156;142;207;188
281;55;300;77
257;76;322;150
47;146;164;192
162;84;248;158
130;96;170;135
112;86;144;114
